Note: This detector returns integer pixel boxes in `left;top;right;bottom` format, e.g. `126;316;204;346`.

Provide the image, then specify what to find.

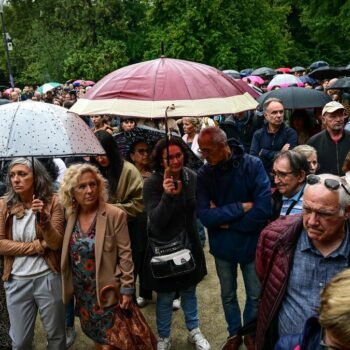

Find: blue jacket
274;316;322;350
250;122;298;174
197;139;272;263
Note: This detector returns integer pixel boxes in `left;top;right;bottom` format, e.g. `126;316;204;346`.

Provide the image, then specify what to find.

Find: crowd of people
0;69;350;350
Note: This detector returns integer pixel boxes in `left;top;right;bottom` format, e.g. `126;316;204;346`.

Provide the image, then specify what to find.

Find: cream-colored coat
61;201;134;308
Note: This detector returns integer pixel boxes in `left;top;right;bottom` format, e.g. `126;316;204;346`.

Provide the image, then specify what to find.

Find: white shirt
11;209;49;277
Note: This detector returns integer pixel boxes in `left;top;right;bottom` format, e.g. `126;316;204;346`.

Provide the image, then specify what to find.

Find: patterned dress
69;219;117;344
0;257;11;348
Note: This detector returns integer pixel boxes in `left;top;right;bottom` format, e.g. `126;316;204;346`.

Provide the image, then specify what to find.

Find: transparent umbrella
0;101;105;158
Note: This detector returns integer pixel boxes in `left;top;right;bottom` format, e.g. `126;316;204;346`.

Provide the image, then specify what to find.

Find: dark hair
151;137;189;172
39;158;59;183
274;150;310;176
290;110;313;131
92;130;124;198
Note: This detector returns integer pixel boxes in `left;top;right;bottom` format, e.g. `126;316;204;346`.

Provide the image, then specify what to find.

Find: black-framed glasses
270;170;295;180
307;174;350;196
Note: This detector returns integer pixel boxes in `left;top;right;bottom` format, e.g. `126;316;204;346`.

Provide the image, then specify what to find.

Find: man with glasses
255;174;350;350
196;127;271;350
271;150;309;220
307;101;350;176
250;98;298;177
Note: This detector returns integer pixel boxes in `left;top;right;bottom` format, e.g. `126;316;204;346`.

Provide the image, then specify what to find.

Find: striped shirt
280;185;305;216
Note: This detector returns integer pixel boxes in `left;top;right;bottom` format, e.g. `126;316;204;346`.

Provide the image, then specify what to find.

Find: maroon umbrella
70;57;258;118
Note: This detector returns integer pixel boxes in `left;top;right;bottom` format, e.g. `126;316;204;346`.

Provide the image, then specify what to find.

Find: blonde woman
59;163;134;349
182;117;202;159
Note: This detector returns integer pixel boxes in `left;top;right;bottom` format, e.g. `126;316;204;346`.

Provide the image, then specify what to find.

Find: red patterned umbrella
70;57;258;118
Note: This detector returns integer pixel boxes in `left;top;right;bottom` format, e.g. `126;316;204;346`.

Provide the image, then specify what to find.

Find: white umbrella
267;74;303;91
0;101;105;158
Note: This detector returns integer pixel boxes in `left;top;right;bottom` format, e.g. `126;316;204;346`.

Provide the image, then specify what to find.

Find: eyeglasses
163;153;183;161
307;174;350;196
198;147;217;155
270;170;295;180
135;148;149;155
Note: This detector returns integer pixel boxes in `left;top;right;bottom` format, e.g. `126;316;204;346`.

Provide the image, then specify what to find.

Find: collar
9;202;27;219
282;184;305;201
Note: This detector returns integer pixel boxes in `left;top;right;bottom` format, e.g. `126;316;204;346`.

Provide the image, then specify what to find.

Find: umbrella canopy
37;82;62;94
0;101;105;158
276;67;291;74
70;57;258;118
291;66;306;73
251;67;276;78
327;77;350;89
242;75;265;85
222;70;241;79
299;75;317;86
257;87;332;110
114;126;170;158
309;66;346;80
309;61;329;71
234;80;261;98
239;68;253;78
267;74;303;91
114;126;203;170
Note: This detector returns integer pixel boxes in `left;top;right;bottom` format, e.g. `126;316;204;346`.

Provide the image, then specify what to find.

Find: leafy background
1;0;349;86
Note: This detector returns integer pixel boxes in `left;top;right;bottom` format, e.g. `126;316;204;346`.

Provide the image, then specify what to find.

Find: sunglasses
307;174;350;196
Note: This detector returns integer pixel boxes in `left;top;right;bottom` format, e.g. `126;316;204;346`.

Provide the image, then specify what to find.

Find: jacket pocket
103;235;116;252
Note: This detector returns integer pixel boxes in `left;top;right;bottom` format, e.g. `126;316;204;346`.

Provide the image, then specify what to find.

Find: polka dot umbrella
0;101;105;158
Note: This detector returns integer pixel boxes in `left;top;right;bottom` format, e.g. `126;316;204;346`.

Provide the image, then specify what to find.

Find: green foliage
0;0;348;86
63;39;129;81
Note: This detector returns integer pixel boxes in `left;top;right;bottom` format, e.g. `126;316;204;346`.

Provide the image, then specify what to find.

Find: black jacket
307;129;350;176
142;167;207;292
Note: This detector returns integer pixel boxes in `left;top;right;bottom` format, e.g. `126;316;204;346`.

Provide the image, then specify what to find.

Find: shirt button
319;282;323;287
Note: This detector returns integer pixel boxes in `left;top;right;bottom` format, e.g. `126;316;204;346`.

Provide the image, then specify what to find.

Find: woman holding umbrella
143;137;210;350
0;158;65;349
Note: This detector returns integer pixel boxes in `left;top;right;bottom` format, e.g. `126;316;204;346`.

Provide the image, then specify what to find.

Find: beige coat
0;195;64;281
61;201;134;308
111;161;144;220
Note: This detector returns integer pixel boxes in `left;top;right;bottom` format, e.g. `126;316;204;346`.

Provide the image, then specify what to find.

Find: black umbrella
113;126;204;171
239;68;253;78
256;87;332;109
309;66;346;80
327;77;350;89
251;67;276;78
309;61;329;71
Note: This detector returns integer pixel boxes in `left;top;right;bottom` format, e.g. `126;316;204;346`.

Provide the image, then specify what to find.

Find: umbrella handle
164;104;175;167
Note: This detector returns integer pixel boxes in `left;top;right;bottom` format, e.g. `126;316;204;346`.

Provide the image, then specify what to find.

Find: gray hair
263;97;284;113
305;174;350;215
5;157;53;207
293;144;317;159
198;126;227;145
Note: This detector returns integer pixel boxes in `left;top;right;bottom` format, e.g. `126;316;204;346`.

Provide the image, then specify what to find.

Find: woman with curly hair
59;163;134;349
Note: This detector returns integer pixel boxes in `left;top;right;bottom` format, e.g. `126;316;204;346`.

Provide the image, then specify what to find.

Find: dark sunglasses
307;174;350;196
